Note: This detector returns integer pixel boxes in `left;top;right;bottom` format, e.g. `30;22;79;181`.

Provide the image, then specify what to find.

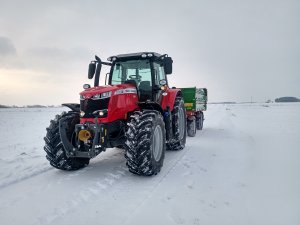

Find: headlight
80;111;85;117
92;94;101;99
80;95;85;100
101;91;112;98
91;91;112;100
92;109;108;117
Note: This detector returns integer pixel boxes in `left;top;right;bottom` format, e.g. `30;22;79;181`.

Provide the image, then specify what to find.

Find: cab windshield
110;59;151;87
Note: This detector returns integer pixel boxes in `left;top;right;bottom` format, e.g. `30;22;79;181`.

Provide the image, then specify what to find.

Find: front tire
44;112;90;170
125;110;166;176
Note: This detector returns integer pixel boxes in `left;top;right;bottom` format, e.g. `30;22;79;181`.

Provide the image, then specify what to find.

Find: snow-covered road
0;103;299;225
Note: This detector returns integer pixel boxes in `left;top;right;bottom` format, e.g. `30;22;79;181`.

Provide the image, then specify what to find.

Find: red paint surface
161;88;181;111
80;84;139;123
79;84;181;123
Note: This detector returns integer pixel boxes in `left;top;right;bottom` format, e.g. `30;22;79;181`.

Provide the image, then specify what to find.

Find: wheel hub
152;125;163;161
178;107;185;140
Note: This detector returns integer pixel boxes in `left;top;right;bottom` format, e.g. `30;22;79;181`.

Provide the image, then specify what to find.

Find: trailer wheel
167;97;187;150
196;111;204;130
125;110;166;176
187;116;196;137
44;112;90;170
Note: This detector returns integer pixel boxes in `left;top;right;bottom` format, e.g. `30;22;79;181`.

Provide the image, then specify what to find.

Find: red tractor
44;52;186;176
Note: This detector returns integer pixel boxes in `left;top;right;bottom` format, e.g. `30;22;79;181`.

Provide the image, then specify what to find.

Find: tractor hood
80;84;136;99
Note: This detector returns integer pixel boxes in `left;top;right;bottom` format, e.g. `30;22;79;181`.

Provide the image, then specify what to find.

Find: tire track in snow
1;142;192;225
36;163;129;225
122;145;191;225
0;166;52;189
36;146;191;225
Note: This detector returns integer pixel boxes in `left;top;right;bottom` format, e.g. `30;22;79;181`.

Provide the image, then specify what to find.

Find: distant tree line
26;105;47;108
0;104;10;108
275;97;300;102
0;104;59;108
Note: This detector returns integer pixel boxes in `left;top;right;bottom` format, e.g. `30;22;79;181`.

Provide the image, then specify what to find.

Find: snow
0;103;299;225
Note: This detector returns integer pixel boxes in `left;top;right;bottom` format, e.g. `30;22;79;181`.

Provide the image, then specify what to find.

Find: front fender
138;102;164;114
62;103;80;112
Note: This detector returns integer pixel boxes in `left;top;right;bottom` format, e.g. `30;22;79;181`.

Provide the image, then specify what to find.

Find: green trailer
181;87;207;137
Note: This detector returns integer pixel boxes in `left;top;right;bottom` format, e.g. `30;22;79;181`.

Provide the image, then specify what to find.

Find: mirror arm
105;73;109;85
101;62;112;66
95;55;112;66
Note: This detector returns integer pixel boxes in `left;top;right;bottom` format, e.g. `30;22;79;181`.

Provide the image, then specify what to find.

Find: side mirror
88;62;96;79
83;84;91;89
159;79;167;86
163;57;173;74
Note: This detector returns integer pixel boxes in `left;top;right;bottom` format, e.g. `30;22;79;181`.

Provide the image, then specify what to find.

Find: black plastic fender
62;103;80;112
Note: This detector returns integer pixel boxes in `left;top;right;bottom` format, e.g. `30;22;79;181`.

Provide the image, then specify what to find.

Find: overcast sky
0;0;299;105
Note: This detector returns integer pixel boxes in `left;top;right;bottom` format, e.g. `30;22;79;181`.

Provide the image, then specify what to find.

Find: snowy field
0;103;299;225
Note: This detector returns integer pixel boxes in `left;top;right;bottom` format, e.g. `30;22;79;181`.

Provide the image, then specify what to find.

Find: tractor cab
88;52;173;103
110;58;152;101
108;52;173;102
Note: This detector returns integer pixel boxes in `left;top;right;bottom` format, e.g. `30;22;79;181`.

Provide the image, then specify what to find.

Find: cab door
153;62;167;104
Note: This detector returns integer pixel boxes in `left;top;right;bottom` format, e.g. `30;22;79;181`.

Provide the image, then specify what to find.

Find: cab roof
107;52;166;62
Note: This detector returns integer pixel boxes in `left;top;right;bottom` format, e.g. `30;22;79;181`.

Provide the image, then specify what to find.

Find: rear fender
161;88;182;111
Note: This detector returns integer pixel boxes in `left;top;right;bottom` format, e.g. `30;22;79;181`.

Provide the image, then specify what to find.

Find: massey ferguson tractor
44;52;186;176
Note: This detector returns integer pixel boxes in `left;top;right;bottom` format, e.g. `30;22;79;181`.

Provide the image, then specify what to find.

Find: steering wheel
129;75;142;79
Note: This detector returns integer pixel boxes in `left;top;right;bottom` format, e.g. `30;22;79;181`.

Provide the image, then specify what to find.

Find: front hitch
59;115;107;159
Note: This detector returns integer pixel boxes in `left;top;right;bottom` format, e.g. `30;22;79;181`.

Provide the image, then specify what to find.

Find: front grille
80;98;110;118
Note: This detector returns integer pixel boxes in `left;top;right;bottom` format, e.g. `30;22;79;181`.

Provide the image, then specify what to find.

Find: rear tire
167;97;187;150
187;116;196;137
125;110;166;176
44;112;90;170
196;112;204;130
